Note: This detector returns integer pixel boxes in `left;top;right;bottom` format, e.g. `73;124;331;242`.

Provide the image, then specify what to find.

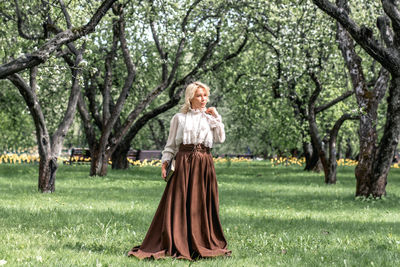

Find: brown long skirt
128;144;231;260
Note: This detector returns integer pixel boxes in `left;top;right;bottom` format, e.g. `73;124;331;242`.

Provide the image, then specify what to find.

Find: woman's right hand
161;161;168;180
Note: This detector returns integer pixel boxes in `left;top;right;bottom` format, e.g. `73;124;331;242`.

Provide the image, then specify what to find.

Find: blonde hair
180;81;210;114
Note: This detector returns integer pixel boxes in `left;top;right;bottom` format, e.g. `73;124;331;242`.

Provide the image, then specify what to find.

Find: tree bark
38;156;58;193
111;144;130;170
345;138;353;159
307;98;330;179
371;76;400;197
303;141;321;171
335;5;390;196
90;143;109;176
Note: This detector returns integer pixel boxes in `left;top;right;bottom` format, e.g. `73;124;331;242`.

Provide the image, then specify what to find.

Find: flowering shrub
64;157;163;167
2;152;400;169
270;157;400;168
336;158;358;167
0;153;39;164
128;158;162;167
270;157;305;166
213;157;252;163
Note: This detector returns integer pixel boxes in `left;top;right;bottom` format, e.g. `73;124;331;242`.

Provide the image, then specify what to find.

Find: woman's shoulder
170;112;186;123
172;112;186;119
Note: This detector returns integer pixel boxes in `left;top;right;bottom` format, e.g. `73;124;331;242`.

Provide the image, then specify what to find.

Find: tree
0;0;117;79
1;0;117;192
70;0;249;174
307;70;358;184
335;1;389;193
313;0;399;197
217;0;359;167
110;0;250;170
75;3;135;176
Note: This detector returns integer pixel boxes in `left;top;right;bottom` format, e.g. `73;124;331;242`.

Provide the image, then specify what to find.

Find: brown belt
179;144;211;153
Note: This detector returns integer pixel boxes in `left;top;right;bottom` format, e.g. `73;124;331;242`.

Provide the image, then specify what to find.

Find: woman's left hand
205;107;218;118
161;162;168;180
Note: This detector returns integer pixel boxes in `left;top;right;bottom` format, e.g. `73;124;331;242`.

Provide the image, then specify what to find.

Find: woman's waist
178;143;211;153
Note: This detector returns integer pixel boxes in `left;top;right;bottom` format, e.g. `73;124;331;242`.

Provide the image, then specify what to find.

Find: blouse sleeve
161;114;180;164
206;110;225;144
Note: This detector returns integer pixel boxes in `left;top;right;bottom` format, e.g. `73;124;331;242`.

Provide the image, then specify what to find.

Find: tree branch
315;90;354;113
51;46;84;153
85;73;103;130
102;18;119;125
177;19;223;85
374;66;390;101
29;66;38;92
149;0;168;82
7;73;49;142
149;17;168;81
377;15;394;47
308;70;323;107
208;29;249;72
0;0;118;79
101;7;136;150
58;0;72;29
117;88;184;150
313;0;398;73
77;91;97;149
382;0;400;43
336;19;368;100
329;113;359;147
165;1;202;87
14;0;45;40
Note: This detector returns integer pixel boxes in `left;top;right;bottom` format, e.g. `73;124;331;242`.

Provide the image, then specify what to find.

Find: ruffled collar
188;107;206;114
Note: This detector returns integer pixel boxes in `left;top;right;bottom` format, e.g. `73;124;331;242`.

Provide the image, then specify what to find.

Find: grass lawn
1;161;400;266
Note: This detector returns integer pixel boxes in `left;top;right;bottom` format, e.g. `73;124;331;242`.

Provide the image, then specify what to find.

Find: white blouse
161;107;225;163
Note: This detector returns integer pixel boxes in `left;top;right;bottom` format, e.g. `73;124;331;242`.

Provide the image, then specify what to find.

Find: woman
128;81;231;260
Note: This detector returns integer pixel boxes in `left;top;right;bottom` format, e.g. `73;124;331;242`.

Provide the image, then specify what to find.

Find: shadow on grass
223;213;400;235
1;196;400;236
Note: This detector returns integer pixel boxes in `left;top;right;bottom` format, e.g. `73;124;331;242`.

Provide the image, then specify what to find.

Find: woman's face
190;87;208;110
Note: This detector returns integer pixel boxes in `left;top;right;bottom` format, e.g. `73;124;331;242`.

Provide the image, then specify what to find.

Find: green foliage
0;0;393;157
0;0;100;147
1;163;400;266
0;81;36;150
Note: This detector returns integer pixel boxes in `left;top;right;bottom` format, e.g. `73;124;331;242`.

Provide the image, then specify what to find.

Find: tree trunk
90;144;109;176
307;77;330;178
337;140;342;160
354;113;377;196
306;70;355;178
8;58;83;192
326;136;338;184
308;112;330;178
335;15;389;196
112;143;130;169
353;68;388;196
371;76;400;197
303;141;320;171
345;138;352;159
326;161;337;184
327;114;358;184
38;156;58;193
